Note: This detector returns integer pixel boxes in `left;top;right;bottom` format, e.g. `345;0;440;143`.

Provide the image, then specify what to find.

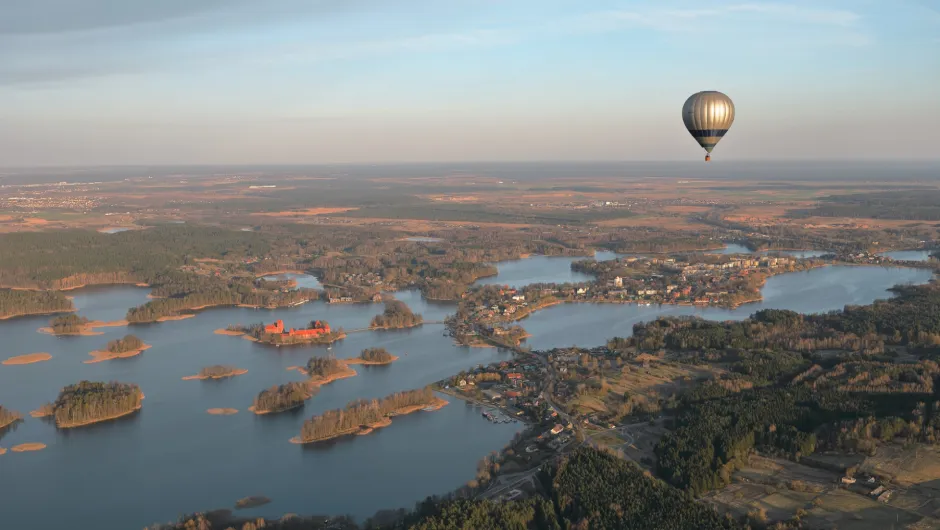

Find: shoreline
249;401;307;415
2;352;52;365
0;308;74;321
183;368;248;381
258;332;347;347
56;403;142;429
290;397;449;445
255;270;310;278
288;364;359;387
38;319;128;336
11;443;46;453
214;328;248;336
84;344;152;364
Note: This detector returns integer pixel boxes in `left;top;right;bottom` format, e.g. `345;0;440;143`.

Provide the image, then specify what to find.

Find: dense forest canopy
299;387;436;443
253;382;313;414
0;405;23;430
52;381;143;428
50;314;90;334
105;334;145;353
787;190;940;221
305;356;346;378
360;348;395;363
370;300;423;329
0;289;73;320
0;226;273;289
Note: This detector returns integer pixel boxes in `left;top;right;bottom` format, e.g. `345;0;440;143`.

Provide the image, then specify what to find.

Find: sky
0;0;938;166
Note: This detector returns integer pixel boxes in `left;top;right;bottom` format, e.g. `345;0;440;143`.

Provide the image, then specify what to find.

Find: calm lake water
474;250;620;288
879;250;934;262
710;244;828;258
0;263;934;530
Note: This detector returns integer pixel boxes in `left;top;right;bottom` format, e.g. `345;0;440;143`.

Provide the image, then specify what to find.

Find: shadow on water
0;419;23;441
57;409;143;437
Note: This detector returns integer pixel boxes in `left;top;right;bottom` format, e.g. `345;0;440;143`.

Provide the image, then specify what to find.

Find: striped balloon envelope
682;91;735;162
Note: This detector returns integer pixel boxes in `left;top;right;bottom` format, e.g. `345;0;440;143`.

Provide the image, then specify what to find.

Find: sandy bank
207;408;239;415
0;447;5;455
156;314;196;322
38;326;102;336
183;368;248;381
11;443;46;452
214;329;246;336
249;399;308;415
57;403;142;429
37;319;128;336
84;344;151;364
344;355;399;366
30;408;52;418
293;397;448;444
235;496;271;509
2;352;52;365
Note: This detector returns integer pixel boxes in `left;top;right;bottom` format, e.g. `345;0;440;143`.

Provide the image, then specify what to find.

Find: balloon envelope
682;91;735;154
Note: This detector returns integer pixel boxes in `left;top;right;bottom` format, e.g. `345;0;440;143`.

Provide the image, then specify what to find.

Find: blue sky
1;0;938;165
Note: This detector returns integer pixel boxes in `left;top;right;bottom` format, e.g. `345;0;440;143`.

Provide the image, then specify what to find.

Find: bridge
345;320;446;334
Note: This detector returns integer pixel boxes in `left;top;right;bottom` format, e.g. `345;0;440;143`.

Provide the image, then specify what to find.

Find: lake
709;244;828;258
0;263;934;529
879;250;934;262
474;250;620;288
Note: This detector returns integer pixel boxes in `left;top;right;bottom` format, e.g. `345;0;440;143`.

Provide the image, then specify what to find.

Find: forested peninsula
50;381;143;428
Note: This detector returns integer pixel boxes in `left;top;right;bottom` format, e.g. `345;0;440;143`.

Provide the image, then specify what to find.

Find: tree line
50;314;91;334
0;405;23;431
0;289;73;320
360;348;395;363
51;381;143;428
305;356;346;378
106;334;145;353
252;382;314;414
149;447;743;529
298;387;436;443
370;300;423;329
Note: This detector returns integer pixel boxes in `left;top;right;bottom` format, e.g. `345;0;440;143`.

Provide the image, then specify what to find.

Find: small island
49;381;144;428
2;352;52;366
207;408;239;415
183;365;248;381
0;405;23;431
39;315;128;336
300;356;358;386
250;382;316;415
369;300;423;330
11;443;46;453
228;319;346;346
85;334;151;363
43;314;99;336
234;496;271;510
344;347;399;366
291;387;447;444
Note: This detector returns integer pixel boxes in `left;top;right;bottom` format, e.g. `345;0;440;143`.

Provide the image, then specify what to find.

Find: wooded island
49;381;143;428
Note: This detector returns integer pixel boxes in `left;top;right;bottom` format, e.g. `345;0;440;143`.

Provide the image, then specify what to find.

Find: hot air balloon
682;91;735;162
